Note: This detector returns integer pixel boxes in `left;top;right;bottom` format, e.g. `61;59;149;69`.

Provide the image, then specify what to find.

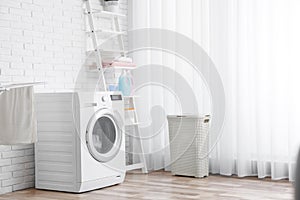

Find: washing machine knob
101;96;108;102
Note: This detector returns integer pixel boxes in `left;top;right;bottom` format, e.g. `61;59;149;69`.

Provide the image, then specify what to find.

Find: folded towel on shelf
0;86;37;144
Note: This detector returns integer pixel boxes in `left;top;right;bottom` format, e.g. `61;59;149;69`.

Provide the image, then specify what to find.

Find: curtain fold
129;0;300;180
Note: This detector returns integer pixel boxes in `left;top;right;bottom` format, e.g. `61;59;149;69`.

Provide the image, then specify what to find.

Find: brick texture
0;0;128;195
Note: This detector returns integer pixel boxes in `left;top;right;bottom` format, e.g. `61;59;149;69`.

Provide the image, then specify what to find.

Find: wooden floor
0;171;294;200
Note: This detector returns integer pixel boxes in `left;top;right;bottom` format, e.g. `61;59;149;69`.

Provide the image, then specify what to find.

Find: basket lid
167;114;210;119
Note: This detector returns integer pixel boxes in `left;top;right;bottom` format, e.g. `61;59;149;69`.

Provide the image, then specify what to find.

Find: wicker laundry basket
167;115;210;178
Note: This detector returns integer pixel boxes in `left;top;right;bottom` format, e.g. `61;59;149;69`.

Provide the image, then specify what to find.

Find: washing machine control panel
100;94;122;103
110;94;122;101
97;93;124;109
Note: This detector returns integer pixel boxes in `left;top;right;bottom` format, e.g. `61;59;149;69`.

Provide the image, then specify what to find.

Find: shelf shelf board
124;96;140;98
102;49;127;53
93;9;126;17
125;122;140;126
85;9;126;18
85;66;136;72
125;110;135;113
103;66;135;71
126;163;145;171
125;108;135;111
86;29;126;35
86;49;127;55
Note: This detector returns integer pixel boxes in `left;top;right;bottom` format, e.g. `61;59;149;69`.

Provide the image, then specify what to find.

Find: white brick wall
0;0;128;195
0;144;34;194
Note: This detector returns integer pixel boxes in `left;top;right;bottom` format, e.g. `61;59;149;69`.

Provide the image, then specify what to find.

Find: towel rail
0;82;45;94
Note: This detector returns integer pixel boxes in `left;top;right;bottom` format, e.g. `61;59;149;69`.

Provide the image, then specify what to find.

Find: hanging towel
0;86;37;144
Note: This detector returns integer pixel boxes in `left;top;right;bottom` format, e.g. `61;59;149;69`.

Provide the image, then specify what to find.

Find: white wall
0;0;127;194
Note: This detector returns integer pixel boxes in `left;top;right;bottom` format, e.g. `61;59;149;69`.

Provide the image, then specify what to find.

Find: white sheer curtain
128;0;300;180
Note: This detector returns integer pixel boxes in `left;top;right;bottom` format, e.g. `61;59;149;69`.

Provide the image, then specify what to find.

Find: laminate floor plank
0;171;294;200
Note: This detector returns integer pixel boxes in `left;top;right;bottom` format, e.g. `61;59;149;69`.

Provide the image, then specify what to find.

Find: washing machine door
86;108;123;163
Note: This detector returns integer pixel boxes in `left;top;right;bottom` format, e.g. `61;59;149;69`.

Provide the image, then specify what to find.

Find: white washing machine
35;92;126;193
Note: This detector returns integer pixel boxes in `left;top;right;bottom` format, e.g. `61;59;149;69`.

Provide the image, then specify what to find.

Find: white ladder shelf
85;0;126;91
84;0;147;173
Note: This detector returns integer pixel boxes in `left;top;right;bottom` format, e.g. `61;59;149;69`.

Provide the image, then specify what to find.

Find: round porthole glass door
86;110;122;163
92;116;116;154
